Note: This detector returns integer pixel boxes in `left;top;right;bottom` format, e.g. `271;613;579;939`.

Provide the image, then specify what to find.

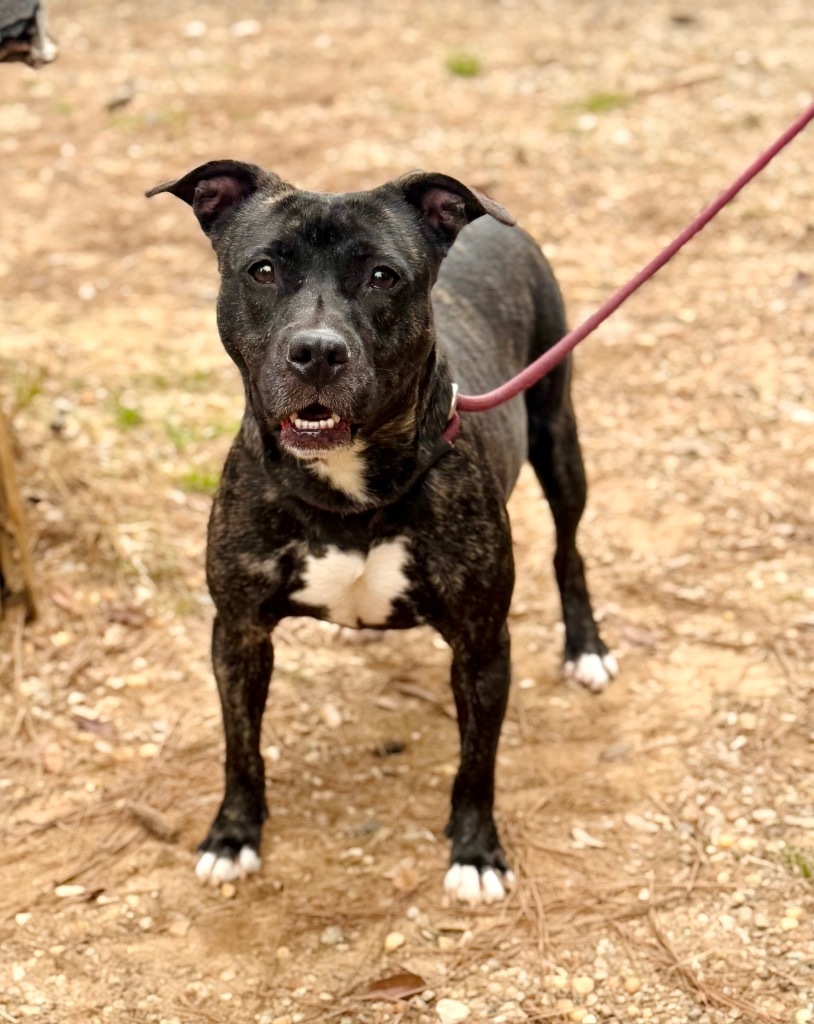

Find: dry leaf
392;864;420;893
362;971;426;1001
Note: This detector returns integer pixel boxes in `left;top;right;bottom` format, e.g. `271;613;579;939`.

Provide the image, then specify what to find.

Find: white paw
443;863;516;906
564;651;618;693
195;845;262;886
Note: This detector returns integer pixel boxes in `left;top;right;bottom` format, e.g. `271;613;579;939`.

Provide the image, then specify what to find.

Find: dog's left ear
394;171;515;249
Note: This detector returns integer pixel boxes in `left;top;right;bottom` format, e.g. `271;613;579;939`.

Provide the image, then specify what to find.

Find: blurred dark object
0;407;38;622
0;0;53;620
0;0;56;66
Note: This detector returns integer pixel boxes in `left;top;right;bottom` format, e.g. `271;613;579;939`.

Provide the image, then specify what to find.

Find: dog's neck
246;353;457;516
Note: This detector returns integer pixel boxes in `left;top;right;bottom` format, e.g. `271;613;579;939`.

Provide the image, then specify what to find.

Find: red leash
456;101;814;413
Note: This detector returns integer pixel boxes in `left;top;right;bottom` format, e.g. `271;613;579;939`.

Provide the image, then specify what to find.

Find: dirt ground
1;1;813;1022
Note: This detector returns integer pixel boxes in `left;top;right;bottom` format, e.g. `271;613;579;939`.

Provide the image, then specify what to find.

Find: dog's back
433;216;568;497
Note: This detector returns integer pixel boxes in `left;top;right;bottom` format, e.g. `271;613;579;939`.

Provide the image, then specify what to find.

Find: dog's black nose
286;329;350;386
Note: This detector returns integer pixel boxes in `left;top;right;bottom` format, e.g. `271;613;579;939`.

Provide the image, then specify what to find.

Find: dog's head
147;161;513;459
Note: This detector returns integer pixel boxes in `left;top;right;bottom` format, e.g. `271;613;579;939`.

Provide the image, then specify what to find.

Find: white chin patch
195;846;262;886
563;652;618;693
443;863;516;906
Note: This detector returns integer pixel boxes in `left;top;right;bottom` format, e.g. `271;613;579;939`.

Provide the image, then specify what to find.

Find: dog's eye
249;261;275;284
369;266;399;291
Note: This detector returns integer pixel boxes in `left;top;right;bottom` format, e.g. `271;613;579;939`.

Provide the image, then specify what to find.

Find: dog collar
296;384;461;516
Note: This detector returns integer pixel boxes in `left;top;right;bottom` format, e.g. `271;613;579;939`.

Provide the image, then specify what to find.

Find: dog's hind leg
525;358;617;693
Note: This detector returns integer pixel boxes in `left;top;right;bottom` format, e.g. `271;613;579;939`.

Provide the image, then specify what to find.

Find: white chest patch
306;442;368;504
291;538;411;628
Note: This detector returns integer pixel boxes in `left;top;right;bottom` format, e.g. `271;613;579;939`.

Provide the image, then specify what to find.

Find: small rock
320;925;344;946
624;813;659;834
780;917;800;931
230;19;262;37
436;998;470;1022
751;807;777;824
795;1009;812;1024
571;826;605;849
753;913;769;929
544;974;570;990
320;703;343;729
737;836;758;852
168;919;191;938
276;945;291;959
43;742;65;774
785;815;814;829
624;977;641;994
384;931;405;952
715;833;736;849
572;976;595;995
221;883;237;899
785;906;804;920
54;884;85;899
15;913;32;926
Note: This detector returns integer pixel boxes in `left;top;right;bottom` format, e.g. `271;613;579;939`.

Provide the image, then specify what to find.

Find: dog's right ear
146;160;287;236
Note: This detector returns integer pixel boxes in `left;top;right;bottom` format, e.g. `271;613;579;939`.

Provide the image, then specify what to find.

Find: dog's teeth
288;412;342;432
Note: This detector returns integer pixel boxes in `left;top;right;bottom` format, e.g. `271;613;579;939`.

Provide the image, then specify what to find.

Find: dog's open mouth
279;403;352;453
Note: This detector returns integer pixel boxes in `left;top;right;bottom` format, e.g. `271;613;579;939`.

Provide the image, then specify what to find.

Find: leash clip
448;382;459;422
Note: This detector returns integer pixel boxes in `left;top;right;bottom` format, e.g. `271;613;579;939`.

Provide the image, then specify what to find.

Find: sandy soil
1;2;813;1022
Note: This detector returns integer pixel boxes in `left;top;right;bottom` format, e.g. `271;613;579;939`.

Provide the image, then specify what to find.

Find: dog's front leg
443;622;515;906
195;613;272;885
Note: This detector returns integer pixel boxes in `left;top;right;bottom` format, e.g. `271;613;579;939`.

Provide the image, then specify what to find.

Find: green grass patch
10;365;45;410
784;846;814;882
579;91;630;113
177;467;220;496
136;368;217;392
111;394;144;430
164;418;238;452
445;51;482;77
165;421;198;453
